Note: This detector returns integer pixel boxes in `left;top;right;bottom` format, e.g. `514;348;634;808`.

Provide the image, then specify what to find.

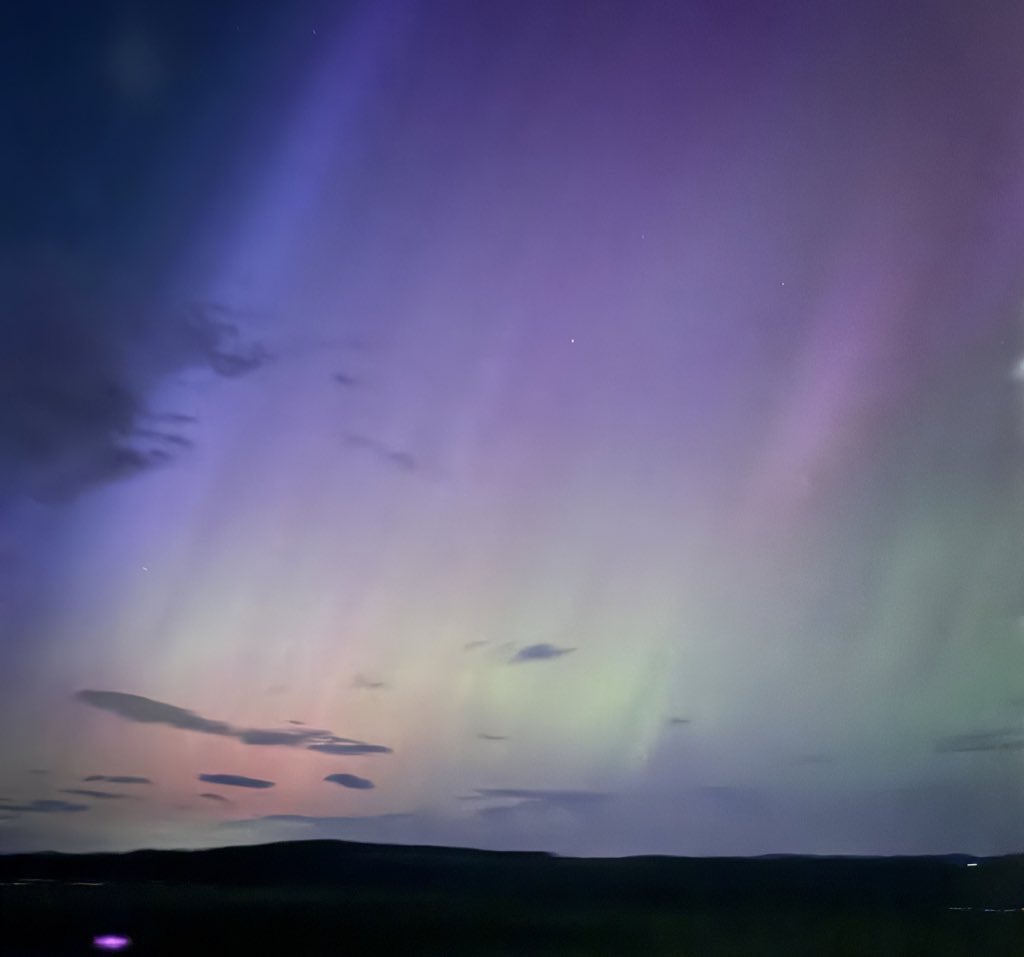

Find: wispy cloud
475;799;548;818
507;643;575;664
199;793;231;803
0;255;267;505
76;690;233;735
343;434;417;473
83;775;152;784
352;674;387;690
307;742;393;756
667;717;692;726
0;799;89;813
75;690;391;756
236;729;318;746
324;773;375;790
215;812;454;849
198;774;275;790
462;788;609;816
220;812;413;834
477;733;508;741
935;729;1024;753
60;788;130;800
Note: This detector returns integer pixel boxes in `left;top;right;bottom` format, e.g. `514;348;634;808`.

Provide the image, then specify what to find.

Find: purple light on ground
93;934;131;951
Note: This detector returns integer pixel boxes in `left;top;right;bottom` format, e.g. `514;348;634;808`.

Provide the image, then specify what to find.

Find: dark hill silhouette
2;839;1022;910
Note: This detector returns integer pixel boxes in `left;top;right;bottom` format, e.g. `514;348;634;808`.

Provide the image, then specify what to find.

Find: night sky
2;0;1024;857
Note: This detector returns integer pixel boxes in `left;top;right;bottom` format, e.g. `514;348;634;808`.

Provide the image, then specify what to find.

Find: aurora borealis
2;0;1024;857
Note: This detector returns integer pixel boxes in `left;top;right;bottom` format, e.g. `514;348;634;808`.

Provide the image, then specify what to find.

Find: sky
1;0;1024;858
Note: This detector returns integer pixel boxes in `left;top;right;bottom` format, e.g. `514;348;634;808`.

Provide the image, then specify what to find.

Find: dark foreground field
2;841;1022;955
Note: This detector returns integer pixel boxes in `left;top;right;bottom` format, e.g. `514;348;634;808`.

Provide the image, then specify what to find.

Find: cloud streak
507;643;576;664
0;799;89;813
75;690;232;735
60;789;130;800
307;742;393;756
83;775;152;784
342;433;418;473
220;812;413;833
463;788;610;815
324;773;375;790
75;690;391;756
198;774;275;790
935;729;1024;753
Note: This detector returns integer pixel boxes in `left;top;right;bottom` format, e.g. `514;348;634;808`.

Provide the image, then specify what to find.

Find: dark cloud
935;729;1024;753
352;674;387;690
0;799;89;813
667;717;692;726
76;689;391;755
324;773;375;790
60;788;129;800
198;773;275;790
198;793;231;803
307;742;393;756
477;733;507;741
236;729;315;746
463;640;487;650
508;643;576;663
75;690;233;735
0;254;267;504
83;775;152;784
287;720;305;726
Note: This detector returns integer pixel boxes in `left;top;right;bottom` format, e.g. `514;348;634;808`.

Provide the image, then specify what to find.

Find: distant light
967;862;979;867
141;566;148;572
93;934;131;951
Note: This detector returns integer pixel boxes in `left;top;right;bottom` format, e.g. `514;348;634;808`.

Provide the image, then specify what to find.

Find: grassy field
3;881;1023;956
